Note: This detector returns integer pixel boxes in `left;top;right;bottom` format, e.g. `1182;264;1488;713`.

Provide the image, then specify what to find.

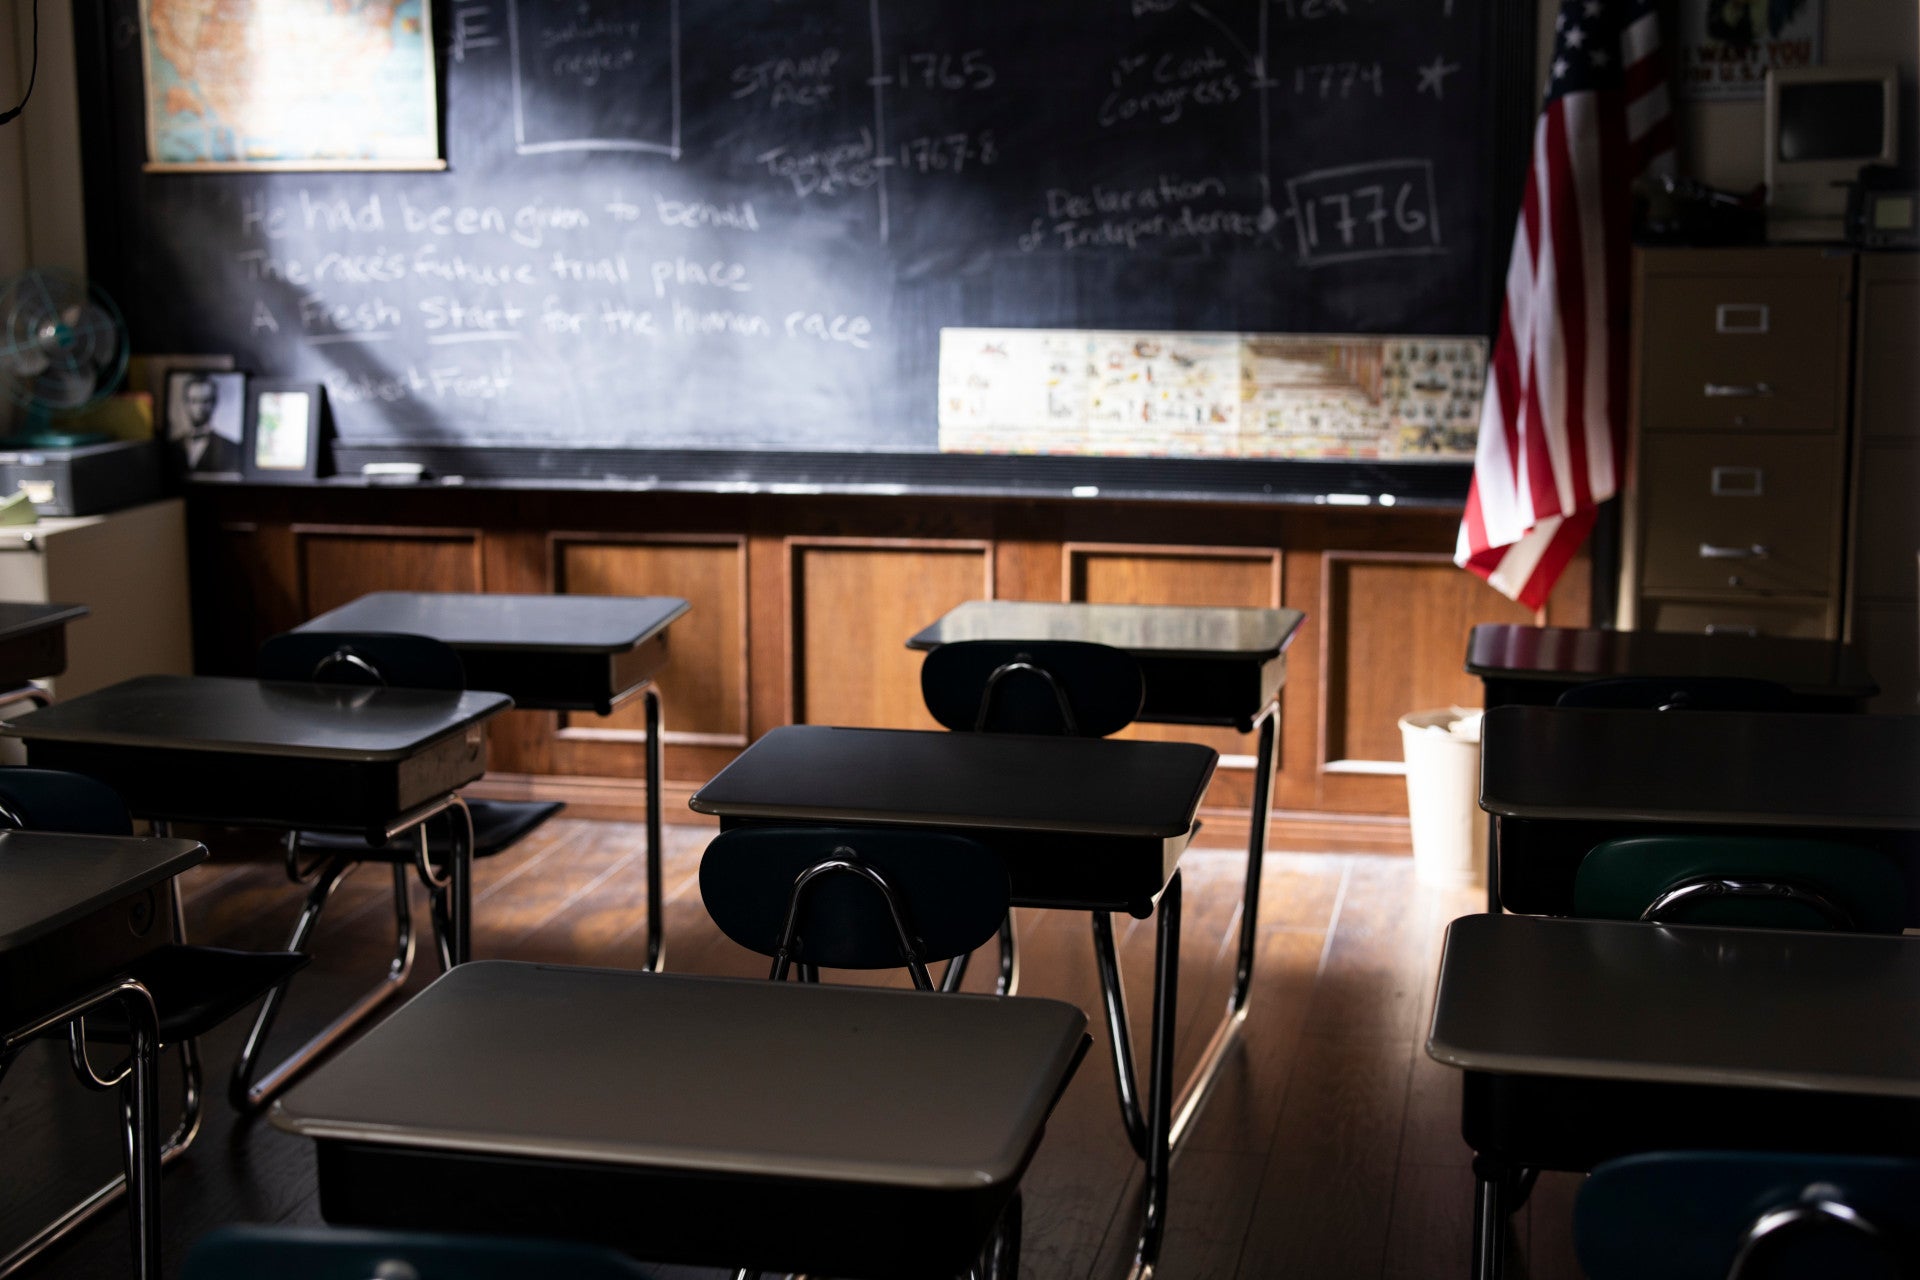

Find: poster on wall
1676;0;1823;101
938;329;1487;461
138;0;444;171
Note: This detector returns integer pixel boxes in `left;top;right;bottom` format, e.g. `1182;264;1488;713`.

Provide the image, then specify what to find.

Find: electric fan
0;268;129;447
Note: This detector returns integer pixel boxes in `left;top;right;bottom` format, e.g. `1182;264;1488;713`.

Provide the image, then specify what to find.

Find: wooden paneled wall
188;487;1588;852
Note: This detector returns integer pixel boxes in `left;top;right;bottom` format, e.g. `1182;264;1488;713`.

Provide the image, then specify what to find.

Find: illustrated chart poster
140;0;442;168
940;329;1487;461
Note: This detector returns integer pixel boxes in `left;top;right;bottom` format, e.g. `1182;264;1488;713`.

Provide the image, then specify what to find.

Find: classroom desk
273;960;1088;1279
1465;623;1878;710
0;674;510;1103
690;723;1216;1278
1479;705;1920;917
0;601;88;700
1428;913;1920;1278
297;591;689;967
908;599;1305;1014
0;830;204;1280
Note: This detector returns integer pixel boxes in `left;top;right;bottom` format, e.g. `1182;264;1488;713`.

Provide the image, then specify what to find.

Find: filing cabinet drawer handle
1710;466;1764;496
1704;624;1762;637
1703;382;1774;398
1699;543;1770;560
1715;303;1770;334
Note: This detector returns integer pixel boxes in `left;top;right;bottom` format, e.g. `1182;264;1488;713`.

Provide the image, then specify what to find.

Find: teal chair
1575;1152;1920;1279
1572;835;1907;933
183;1226;657;1279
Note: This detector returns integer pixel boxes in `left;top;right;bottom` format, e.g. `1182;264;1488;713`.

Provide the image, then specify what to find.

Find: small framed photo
243;381;326;483
164;369;247;478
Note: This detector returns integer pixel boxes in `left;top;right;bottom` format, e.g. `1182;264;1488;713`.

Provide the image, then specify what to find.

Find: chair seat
294;800;563;861
80;945;309;1044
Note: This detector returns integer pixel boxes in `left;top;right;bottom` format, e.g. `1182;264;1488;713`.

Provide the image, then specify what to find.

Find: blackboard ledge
195;444;1474;511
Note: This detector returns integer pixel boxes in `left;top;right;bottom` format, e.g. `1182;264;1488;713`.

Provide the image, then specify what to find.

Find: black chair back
921;639;1143;737
0;767;133;836
700;826;1009;988
258;630;466;691
1555;675;1795;712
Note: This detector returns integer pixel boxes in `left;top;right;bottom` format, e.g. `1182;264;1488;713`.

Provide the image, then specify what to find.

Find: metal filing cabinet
1619;248;1854;642
1844;254;1920;712
0;498;193;701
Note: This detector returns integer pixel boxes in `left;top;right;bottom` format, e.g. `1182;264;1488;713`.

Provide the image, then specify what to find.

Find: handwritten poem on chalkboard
115;0;1509;462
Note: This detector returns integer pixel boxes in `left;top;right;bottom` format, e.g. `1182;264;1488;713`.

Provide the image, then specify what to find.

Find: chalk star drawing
1416;54;1461;99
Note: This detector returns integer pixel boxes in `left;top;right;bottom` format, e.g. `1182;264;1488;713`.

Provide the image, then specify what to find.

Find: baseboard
466;774;1415;856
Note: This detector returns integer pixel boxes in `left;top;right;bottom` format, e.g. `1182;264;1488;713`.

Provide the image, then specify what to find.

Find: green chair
1572;835;1906;933
1575;1152;1920;1279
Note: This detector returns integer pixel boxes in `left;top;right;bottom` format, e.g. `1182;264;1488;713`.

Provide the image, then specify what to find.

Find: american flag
1455;0;1674;608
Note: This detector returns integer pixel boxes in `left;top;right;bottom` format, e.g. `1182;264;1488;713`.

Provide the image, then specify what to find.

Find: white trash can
1398;707;1487;889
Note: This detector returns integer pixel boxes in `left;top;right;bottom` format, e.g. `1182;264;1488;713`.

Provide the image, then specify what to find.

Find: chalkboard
80;0;1534;497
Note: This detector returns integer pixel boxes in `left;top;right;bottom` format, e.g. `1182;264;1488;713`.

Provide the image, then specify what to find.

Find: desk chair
0;768;305;1279
184;1225;659;1280
1574;835;1907;933
1575;1152;1920;1279
1466;834;1911;1270
1554;676;1796;712
238;631;561;1110
919;638;1146;998
698;824;1074;1278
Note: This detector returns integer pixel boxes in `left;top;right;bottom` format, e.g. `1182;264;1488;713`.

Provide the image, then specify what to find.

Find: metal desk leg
449;796;473;965
1089;872;1183;1280
643;685;665;972
231;857;416;1112
2;978;164;1280
122;1006;163;1280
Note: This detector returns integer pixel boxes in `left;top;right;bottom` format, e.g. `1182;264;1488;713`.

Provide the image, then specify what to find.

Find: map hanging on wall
139;0;443;170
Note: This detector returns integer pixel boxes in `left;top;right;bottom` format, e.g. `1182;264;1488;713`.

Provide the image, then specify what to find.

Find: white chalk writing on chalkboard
1283;160;1445;266
507;0;683;157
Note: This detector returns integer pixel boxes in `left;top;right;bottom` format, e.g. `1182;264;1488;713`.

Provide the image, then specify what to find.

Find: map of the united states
143;0;436;166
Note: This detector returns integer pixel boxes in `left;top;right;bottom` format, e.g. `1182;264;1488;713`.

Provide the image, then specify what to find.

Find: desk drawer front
1638;435;1840;596
1640;274;1845;433
1640;597;1835;640
0;890;169;1031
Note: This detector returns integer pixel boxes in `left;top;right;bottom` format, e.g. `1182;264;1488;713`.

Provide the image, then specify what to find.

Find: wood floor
0;820;1587;1279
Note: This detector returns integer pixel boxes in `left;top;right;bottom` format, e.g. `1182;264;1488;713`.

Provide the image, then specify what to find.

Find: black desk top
274;960;1087;1190
691;725;1216;839
1428;914;1920;1098
0;830;204;951
0;674;511;762
0;602;89;643
300;592;689;655
907;601;1305;662
1465;625;1878;697
1481;706;1920;831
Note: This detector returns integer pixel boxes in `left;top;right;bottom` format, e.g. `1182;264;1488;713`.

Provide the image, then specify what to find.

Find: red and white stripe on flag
1456;0;1674;609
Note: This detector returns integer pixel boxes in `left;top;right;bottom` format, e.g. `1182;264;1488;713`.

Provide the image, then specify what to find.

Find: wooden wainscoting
293;524;485;615
786;537;994;728
186;486;1590;853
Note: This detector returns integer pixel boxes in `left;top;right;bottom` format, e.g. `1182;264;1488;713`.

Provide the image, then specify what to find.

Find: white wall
1;0;88;433
1535;0;1919;192
1683;1;1920;190
0;0;87;278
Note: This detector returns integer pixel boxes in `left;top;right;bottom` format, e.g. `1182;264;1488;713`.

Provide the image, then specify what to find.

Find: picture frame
243;381;326;484
164;369;248;479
